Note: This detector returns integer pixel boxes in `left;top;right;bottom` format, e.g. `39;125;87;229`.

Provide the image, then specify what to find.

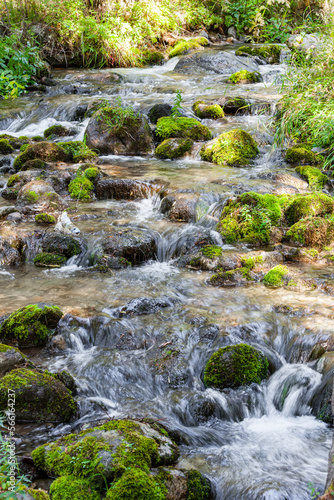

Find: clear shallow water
0;45;333;498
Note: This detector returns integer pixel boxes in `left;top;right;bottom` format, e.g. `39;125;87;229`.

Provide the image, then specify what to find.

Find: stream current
0;45;333;499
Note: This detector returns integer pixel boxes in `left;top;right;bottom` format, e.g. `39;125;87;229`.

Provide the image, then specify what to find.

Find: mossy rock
0;138;14;154
295;165;328;190
235;44;282;63
200;129;258;166
49;475;99;500
33;252;67;268
81;166;99;180
156;117;212;141
31;419;178;483
148;104;173;124
155;138;193;159
35;213;56;224
201;245;222;258
42;233;82;258
204;343;269;389
7;174;20;187
220;96;250;115
20;158;47;171
106;468;166;499
218;192;284;245
193;101;225;119
58;141;97;163
141;49;165;66
263;264;289;287
228;70;261;84
0;133;29;149
0;304;63;347
285;145;323;165
22;487;50;500
68;176;94;200
0;368;77;422
13;142;70;171
0;343;32;376
285;216;334;248
186;470;212;500
285;193;334;225
44;125;73;139
168;37;208;58
20;143;30;152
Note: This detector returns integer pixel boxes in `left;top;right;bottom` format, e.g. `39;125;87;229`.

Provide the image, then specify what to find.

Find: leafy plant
171;90;183;117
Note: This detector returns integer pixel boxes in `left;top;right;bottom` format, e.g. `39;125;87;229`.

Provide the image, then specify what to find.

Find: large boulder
285;193;334;225
173;50;259;75
0;368;77;422
13;142;70;171
99;227;157;265
156;117;211;141
0;343;33;376
17;180;57;205
85;106;154;155
200;129;258;166
285;217;334;248
204;343;269;389
0;304;63;347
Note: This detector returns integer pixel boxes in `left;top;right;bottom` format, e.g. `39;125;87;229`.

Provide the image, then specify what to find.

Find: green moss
204;343;269;389
263;265;288;286
33;252;67;267
25;190;39;203
155;138;193;159
156;117;212;141
32;135;44;142
58;141;97;162
193;101;225;119
240;254;264;269
285;216;333;247
200;129;258;166
0;368;77;422
13;142;70;171
235;44;281;63
106;468;166;499
24;487;50;500
20;158;46;171
68;176;94;200
228;70;261;84
20;143;30;152
83;166;99;180
0;304;63;346
168;37;208;58
141;49;164;66
295;165;328;190
286;145;323;165
200;245;222;258
35;213;56;224
285;193;334;224
306;248;319;257
186;470;211;500
0;138;14;154
44;125;70;138
218;192;282;244
49;475;100;500
7;174;20;187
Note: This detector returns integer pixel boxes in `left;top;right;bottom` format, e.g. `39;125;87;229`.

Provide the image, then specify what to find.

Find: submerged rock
161;192;201;222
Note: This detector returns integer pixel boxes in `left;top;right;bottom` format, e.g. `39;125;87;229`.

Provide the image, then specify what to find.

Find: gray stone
173;49;259;75
0;206;16;217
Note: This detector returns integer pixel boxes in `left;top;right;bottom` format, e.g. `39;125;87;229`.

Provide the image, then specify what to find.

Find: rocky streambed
0;42;334;499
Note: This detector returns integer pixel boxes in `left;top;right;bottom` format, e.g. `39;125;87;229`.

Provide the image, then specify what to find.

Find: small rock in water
0;206;16;217
7;212;22;223
55;211;81;235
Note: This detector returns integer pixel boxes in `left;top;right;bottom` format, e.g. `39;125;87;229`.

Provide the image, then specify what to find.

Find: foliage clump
228;70;261;84
49;475;100;500
156;116;212;141
155;138;193;159
193;101;225;119
33;252;67;267
200;129;258;166
204;343;269;389
106;468;166;499
285;145;323;165
58;141;97;162
0;304;63;347
263;264;288;286
35;213;56;224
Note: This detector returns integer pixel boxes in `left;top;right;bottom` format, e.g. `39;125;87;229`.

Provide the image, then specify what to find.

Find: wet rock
156;116;211;141
173;50;259;75
0;304;63;347
0;229;27;266
85;106;154;155
287;33;321;52
285;216;334;248
13;142;70;171
44;124;75;139
96;178;161;200
7;212;22;223
41;232;84;258
235;44;282;64
148;103;173;123
0;368;77;422
110;297;177;318
0;343;33;376
101;227;157;264
0;206;16;217
161;192;201;222
201;129;258;166
155;138;194;159
17;180;57;205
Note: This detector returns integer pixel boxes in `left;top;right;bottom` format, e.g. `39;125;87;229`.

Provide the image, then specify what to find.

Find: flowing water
0;45;333;499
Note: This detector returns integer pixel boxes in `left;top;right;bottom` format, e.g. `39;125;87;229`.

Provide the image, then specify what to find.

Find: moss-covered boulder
228;70;261;84
235;44;282;63
0;133;30;150
58;141;97;163
49;475;99;500
33;252;67;267
219;96;250;115
0;138;14;154
23;487;50;499
106;468;166;500
0;343;32;376
155;138;193;159
200;129;258;166
20;158;46;171
295;165;328;190
0;368;77;422
285;193;334;225
156;117;212;141
218;192;284;245
285;145;323;165
204;343;268;389
41;233;83;258
263;264;289;286
168;37;208;58
44;125;74;139
192;101;225;119
17;180;57;205
35;213;56;224
31;420;179;481
0;304;63;347
68;176;94;200
85;106;154;155
13;142;70;171
285;216;334;248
